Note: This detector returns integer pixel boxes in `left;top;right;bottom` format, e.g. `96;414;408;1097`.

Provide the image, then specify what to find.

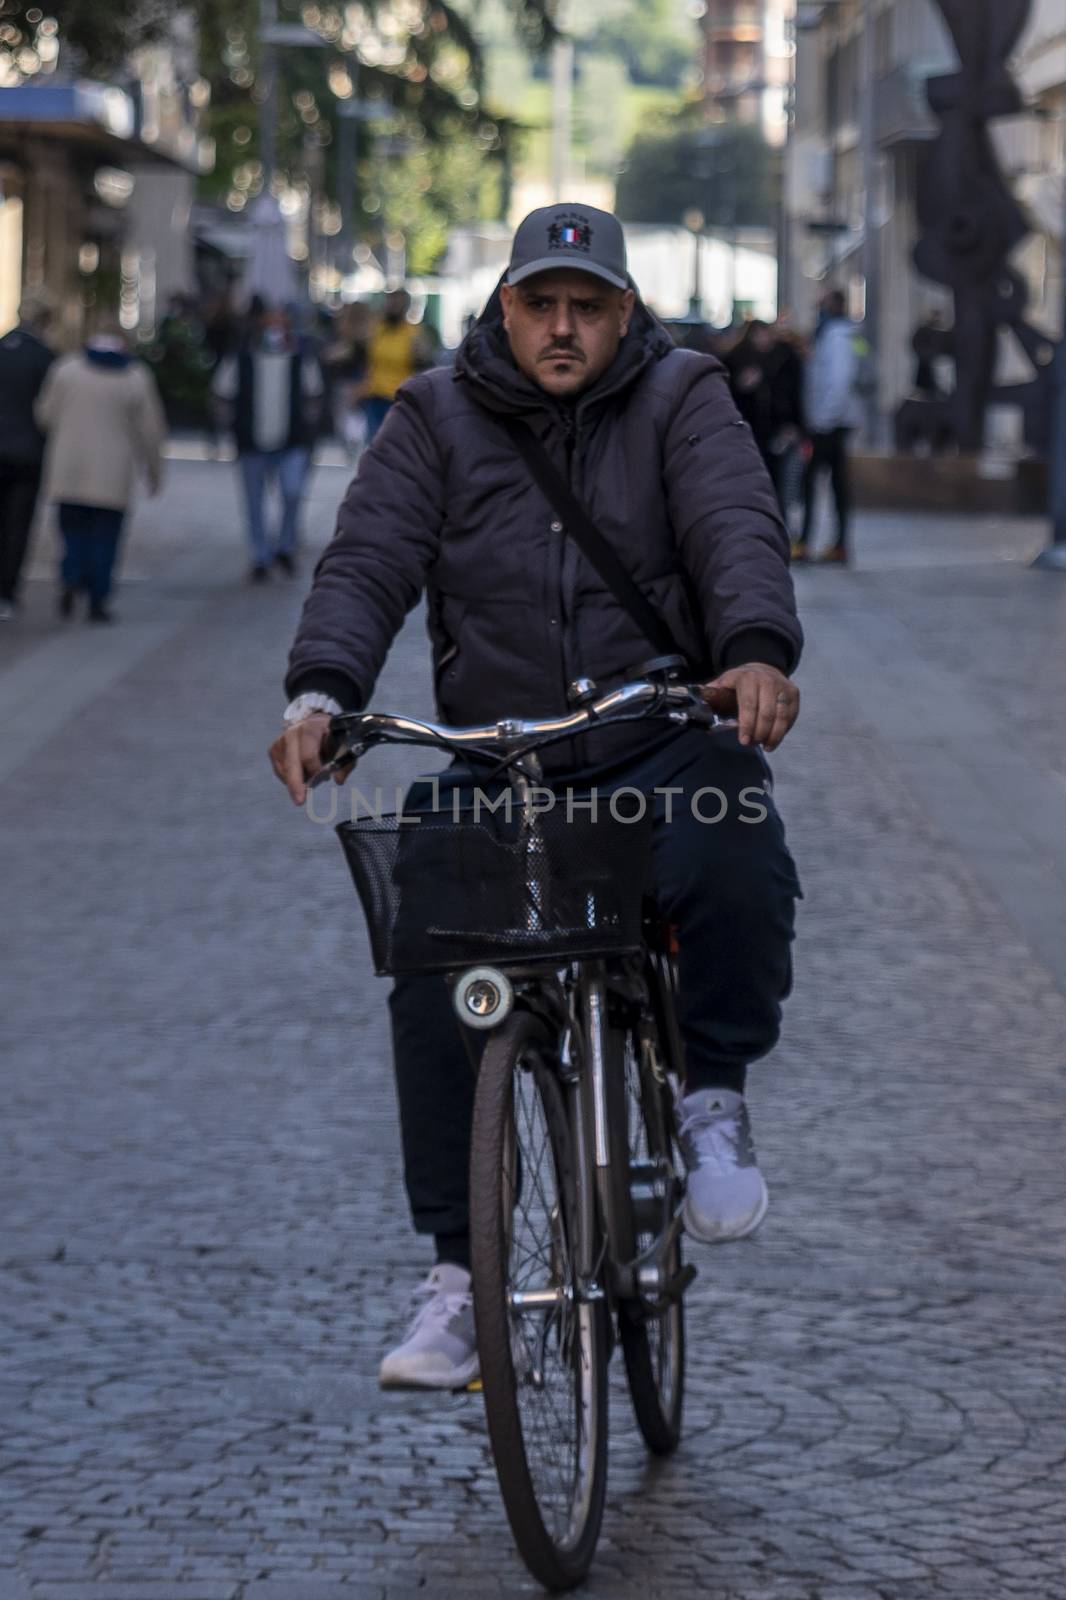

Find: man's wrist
720;629;791;675
284;667;361;710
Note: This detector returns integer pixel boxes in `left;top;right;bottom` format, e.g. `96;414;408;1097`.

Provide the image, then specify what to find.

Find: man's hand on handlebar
268;713;353;806
699;663;799;753
269;667;799;801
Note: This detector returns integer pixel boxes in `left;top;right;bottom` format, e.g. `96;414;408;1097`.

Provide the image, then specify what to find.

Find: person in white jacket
35;317;165;622
795;290;861;565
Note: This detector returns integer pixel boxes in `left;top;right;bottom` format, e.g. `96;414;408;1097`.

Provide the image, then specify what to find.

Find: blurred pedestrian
913;310;947;399
0;293;56;620
201;289;239;456
35;315;165;624
770;313;809;528
362;288;437;441
210;303;324;581
794;289;860;565
321;301;372;459
725;320;804;514
203;289;238;367
238;294;267;353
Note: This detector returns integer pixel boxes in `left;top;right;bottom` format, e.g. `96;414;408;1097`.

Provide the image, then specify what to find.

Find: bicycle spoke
503;1062;589;1546
471;1010;607;1588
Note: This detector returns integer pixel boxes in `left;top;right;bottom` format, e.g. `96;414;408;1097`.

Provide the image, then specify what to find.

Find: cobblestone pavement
2;459;1066;1599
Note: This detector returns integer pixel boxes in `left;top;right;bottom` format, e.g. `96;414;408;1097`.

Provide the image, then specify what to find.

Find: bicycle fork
574;962;692;1310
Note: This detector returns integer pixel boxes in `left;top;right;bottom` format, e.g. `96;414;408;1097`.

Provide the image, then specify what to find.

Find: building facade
0;25;211;344
783;0;1065;436
701;1;795;147
1002;0;1066;371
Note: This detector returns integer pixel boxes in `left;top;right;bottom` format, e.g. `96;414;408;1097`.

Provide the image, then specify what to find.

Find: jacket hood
85;338;132;370
453;272;675;418
3;327;49;350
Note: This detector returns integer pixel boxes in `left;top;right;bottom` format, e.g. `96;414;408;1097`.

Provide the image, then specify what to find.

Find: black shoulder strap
501;416;690;667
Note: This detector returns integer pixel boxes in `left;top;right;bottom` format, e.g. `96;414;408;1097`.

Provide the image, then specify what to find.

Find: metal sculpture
897;0;1059;455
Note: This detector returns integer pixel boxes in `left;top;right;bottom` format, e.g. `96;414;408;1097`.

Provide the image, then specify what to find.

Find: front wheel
469;1011;608;1591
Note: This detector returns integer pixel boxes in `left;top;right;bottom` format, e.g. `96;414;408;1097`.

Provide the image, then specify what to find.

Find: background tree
586;0;692;89
193;2;517;271
615;118;777;232
0;0;170;79
0;1;561;271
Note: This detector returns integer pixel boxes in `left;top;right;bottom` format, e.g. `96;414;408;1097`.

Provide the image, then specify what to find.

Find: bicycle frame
329;669;720;1318
450;935;686;1321
438;759;687;1319
558;946;687;1315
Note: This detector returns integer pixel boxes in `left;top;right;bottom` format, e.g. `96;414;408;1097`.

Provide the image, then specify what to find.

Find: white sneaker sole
682;1180;770;1245
378;1350;481;1391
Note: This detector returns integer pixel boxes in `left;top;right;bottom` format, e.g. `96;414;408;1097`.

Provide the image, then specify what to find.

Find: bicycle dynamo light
453;966;514;1030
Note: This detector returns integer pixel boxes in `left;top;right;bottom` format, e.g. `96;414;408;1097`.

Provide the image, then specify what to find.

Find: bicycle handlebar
313;677;736;786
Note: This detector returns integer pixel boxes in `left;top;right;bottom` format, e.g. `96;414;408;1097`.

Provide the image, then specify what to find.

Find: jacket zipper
558;407;580;707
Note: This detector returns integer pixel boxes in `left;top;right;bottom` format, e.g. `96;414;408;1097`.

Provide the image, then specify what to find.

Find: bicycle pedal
662;1263;697;1302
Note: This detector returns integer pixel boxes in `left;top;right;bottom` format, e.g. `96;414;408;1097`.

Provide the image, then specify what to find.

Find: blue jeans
58;502;124;607
237;447;312;568
363;397;393;441
388;729;802;1237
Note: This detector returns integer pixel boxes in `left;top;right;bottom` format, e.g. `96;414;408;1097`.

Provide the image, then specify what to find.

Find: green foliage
616;119;778;230
139;310;215;426
0;0;562;278
0;0;171;79
189;2;547;259
508;0;563;52
377;133;500;272
586;0;692;88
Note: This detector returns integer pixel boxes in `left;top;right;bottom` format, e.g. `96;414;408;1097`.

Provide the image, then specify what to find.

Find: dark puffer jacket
0;328;54;468
287;289;801;755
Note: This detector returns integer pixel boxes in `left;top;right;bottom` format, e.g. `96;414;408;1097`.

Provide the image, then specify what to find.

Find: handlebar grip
687;705;738;731
306;718;365;788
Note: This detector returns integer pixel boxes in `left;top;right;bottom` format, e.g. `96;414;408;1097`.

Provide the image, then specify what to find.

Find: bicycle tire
614;1021;686;1455
470;1011;609;1592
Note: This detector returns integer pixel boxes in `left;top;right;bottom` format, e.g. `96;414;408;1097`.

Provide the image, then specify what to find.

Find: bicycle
321;662;735;1590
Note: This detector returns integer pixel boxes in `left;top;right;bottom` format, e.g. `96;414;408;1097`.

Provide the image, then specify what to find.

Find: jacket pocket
432;596;468;695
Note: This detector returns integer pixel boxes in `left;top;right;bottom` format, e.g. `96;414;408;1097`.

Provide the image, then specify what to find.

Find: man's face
500;270;635;398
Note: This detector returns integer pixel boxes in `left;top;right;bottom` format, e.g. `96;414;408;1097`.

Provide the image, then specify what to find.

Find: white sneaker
378;1264;480;1390
678;1088;769;1244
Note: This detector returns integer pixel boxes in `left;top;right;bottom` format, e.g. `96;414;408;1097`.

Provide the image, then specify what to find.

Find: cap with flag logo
506;204;628;291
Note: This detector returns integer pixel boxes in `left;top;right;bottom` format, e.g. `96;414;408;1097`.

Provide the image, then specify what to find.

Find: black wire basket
337;804;653;975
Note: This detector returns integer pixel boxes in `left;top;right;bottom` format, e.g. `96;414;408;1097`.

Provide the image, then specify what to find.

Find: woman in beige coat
35;318;165;622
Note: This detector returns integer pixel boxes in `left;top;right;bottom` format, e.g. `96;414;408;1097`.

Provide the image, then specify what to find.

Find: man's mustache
540;345;585;361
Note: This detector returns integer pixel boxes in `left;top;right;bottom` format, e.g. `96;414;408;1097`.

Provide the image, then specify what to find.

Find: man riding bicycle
270;205;803;1390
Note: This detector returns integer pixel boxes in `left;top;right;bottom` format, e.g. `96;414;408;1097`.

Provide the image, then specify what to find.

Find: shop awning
0;80;205;172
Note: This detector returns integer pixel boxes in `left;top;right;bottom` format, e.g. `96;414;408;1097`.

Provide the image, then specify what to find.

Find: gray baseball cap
506;204;628;291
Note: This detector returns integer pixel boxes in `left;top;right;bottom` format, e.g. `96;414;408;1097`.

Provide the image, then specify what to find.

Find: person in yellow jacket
362;289;437;439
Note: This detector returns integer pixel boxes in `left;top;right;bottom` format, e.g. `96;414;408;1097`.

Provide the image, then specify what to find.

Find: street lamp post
1033;148;1066;569
259;0;278;194
248;5;330;304
550;0;574;201
859;0;882;448
335;68;360;277
684;209;705;318
797;0;880;432
690;125;741;325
